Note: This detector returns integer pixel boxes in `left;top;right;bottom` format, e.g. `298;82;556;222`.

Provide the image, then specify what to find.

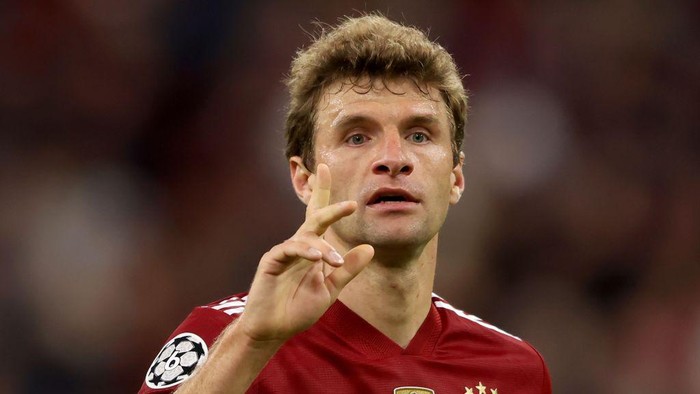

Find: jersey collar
318;299;443;359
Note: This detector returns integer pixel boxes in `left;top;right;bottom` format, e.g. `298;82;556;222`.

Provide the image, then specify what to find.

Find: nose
371;133;413;176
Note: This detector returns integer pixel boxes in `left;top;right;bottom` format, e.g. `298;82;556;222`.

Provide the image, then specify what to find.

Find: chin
358;227;434;250
333;217;439;249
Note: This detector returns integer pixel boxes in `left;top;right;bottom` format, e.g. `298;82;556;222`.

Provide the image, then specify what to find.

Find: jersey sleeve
524;340;552;394
138;293;247;393
539;350;553;394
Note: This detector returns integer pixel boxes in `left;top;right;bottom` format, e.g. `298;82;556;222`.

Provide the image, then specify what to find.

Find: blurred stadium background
0;1;698;393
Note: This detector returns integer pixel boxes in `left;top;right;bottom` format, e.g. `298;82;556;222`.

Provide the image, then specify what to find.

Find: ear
449;152;465;205
290;156;314;205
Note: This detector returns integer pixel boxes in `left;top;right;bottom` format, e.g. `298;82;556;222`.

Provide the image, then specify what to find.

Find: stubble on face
312;78;460;254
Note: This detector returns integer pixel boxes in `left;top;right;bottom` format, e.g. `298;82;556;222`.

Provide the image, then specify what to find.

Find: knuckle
261;249;275;261
284;240;306;252
275;240;297;253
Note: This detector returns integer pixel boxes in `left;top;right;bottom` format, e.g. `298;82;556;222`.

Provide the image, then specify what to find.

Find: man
140;14;551;394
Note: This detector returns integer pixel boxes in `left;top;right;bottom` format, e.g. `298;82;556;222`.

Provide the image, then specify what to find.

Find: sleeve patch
145;332;209;389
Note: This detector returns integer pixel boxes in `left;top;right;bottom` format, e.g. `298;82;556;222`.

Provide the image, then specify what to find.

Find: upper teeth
379;196;404;202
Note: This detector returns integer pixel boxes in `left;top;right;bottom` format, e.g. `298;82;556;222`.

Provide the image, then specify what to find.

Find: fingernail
329;250;344;264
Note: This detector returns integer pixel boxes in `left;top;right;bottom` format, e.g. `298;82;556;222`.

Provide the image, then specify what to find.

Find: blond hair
285;14;467;169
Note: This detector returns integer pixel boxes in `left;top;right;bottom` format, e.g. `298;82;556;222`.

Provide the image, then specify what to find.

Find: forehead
316;77;449;127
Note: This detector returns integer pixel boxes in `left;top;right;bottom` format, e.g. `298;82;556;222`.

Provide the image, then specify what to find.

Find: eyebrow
330;114;376;130
400;114;441;128
331;113;441;130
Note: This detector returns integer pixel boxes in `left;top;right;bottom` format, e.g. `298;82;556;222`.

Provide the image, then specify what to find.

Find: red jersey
139;293;551;393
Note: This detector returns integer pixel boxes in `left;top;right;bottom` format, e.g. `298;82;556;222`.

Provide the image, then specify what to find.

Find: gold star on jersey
465;382;497;394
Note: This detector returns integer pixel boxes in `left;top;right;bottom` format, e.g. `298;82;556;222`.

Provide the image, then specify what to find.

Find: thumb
324;244;374;299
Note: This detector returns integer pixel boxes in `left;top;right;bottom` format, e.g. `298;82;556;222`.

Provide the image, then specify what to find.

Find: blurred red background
0;1;698;393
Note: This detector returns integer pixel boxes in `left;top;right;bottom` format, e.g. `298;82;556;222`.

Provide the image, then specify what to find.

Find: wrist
226;316;286;354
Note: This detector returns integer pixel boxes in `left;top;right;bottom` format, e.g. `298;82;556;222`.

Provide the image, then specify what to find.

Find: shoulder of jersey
431;293;522;342
202;292;249;316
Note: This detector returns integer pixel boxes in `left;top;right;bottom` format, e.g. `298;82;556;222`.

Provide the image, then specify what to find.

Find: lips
366;188;420;206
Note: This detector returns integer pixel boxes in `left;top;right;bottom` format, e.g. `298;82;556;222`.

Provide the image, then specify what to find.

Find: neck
333;235;439;348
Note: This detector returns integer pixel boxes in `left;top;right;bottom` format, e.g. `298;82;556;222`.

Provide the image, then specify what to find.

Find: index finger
306;163;331;218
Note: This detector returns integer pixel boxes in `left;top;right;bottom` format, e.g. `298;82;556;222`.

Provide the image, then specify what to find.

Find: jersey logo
145;332;208;389
394;387;435;394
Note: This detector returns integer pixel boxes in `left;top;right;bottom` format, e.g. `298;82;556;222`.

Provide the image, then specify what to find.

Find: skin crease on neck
292;77;465;348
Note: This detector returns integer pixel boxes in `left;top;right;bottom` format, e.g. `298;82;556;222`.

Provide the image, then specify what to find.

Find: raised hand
237;163;374;343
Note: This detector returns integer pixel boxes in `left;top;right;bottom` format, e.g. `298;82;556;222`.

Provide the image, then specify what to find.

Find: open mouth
367;190;419;206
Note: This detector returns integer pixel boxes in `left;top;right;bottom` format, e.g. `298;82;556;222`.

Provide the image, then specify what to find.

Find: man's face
294;78;464;250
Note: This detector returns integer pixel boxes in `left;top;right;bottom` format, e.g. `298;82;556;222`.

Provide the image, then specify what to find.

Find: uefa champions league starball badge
145;333;208;389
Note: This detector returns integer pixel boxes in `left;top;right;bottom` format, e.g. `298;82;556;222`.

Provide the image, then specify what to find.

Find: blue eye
409;132;428;143
348;134;368;145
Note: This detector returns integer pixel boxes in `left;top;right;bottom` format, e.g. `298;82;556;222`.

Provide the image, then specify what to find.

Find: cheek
420;146;453;175
317;148;359;198
421;147;456;196
317;149;349;178
317;148;338;167
424;143;451;161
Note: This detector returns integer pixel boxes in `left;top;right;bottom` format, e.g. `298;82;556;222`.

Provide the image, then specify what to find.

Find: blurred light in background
0;1;698;392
